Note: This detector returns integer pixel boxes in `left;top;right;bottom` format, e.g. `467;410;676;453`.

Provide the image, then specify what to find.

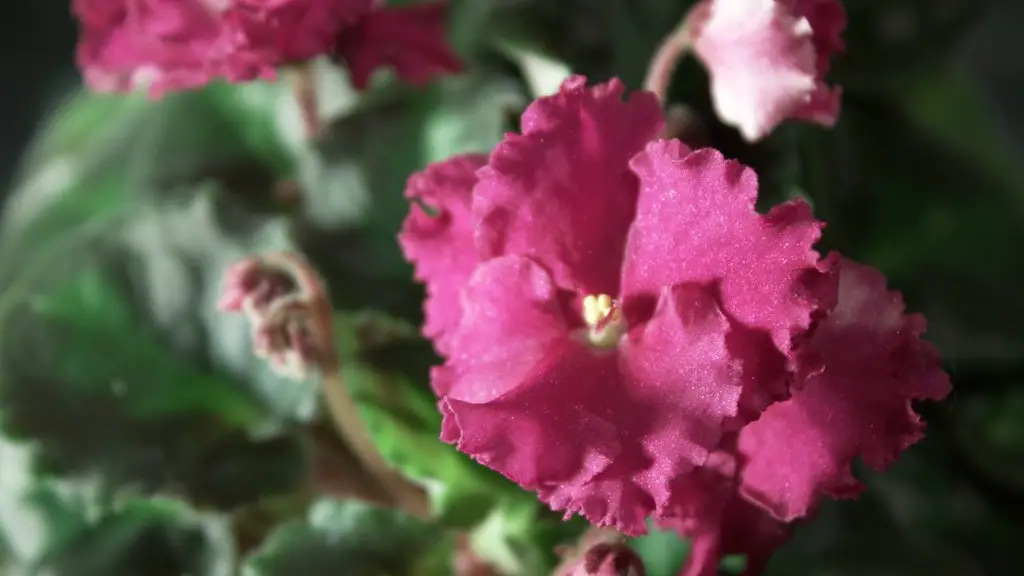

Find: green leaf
418;72;527;165
297;68;524;316
6;257;263;426
630;526;690;576
0;239;306;508
342;351;513;527
33;497;234;576
467;498;587;576
241;499;449;576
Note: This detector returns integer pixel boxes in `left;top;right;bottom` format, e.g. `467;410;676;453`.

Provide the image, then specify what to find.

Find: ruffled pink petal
399;154;488;357
688;0;846;141
437;256;752;535
435;256;623;522
623;141;833;355
473;76;664;296
335;0;463;90
736;257;952;521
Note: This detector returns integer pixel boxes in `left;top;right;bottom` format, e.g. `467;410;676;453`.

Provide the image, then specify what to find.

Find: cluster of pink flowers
74;0;952;573
398;0;950;568
72;0;461;96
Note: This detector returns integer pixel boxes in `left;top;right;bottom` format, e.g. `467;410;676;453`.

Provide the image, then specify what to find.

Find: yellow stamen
581;293;624;348
582;294;614;327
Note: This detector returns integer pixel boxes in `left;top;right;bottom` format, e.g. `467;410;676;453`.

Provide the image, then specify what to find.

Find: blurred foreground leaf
34;497;234;576
241;499;448;576
0;242;305;510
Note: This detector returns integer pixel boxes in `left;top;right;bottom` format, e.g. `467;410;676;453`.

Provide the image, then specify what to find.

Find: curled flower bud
554;529;644;576
218;252;334;380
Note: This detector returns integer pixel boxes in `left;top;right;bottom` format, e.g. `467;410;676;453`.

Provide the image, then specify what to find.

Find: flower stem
287;63;320;139
320;369;432;518
267;252;432;519
643;20;692;103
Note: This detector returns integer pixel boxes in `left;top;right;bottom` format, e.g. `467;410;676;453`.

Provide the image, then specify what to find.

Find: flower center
581;294;625;348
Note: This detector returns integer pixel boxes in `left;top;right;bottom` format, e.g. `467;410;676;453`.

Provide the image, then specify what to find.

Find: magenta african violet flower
401;75;837;535
400;76;951;571
73;0;460;96
687;0;846;141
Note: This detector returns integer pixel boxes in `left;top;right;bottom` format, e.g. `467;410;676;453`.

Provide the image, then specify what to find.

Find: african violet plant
3;0;1022;575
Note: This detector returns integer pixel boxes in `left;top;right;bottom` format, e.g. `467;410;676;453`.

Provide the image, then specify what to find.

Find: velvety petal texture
399;76;951;573
335;0;463;89
474;76;664;296
399;154;487;356
736;258;952;520
623;140;833;353
438;258;744;535
688;0;846;141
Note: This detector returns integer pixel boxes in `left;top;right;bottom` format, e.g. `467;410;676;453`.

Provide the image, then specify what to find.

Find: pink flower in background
335;0;464;90
688;0;846;141
400;76;950;570
73;0;279;95
401;76;835;535
73;0;461;96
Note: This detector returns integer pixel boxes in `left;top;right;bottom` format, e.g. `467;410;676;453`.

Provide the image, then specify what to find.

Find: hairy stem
266;252;431;519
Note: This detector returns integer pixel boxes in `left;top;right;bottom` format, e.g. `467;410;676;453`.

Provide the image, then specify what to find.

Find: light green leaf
343;360;509;528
